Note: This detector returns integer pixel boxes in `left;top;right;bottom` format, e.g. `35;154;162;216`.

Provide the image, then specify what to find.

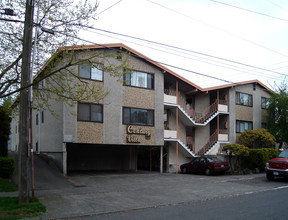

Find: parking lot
5;155;288;219
31;156;288;219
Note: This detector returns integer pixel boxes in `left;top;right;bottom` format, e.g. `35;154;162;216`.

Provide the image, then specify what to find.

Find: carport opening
137;146;167;172
66;143;137;174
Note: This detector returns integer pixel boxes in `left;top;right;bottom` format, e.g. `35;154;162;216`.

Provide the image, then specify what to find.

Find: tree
1;0;128;204
266;84;288;148
223;144;249;172
238;129;276;149
0;0;99;100
0;99;12;157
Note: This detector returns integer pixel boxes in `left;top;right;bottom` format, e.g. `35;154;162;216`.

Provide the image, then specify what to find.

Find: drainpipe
217;90;219;140
176;81;179;174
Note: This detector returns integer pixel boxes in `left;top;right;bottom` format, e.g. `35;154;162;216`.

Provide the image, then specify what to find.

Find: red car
266;150;288;180
180;156;230;175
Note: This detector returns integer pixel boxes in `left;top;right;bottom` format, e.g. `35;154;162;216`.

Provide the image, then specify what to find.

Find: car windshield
207;157;221;163
278;150;288;158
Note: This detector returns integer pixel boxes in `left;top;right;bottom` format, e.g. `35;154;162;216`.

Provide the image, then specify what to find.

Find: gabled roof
203;79;271;92
58;43;204;91
40;43;271;93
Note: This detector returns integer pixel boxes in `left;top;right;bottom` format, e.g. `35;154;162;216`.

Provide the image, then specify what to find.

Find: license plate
273;172;279;175
221;165;224;167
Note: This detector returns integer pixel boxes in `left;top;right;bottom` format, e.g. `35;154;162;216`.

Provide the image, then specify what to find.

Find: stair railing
196;130;218;156
186;136;195;153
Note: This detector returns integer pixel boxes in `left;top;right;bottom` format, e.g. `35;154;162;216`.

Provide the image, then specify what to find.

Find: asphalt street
3;154;288;220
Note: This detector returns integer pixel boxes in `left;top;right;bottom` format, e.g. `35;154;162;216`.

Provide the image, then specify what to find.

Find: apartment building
10;43;271;175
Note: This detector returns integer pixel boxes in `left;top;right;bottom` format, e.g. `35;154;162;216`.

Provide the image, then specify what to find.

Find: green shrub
0;156;15;178
246;148;279;171
238;129;276;149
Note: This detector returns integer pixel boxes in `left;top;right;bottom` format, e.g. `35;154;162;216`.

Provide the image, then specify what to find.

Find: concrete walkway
3;154;288;220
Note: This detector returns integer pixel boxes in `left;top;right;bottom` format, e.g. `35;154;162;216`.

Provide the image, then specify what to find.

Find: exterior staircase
196;130;218;156
177;101;219;126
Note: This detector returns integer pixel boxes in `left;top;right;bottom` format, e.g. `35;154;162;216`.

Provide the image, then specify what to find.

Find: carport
66;143;167;174
66;143;137;173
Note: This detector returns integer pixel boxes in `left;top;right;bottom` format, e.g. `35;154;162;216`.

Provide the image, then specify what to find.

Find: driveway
6;154;288;219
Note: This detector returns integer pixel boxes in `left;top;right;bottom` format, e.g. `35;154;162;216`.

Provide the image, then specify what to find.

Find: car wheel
182;167;187;174
266;173;274;181
205;168;211;176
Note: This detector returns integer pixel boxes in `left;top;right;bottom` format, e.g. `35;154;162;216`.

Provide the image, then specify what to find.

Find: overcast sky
80;0;288;90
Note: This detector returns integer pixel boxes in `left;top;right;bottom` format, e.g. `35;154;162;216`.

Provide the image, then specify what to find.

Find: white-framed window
123;107;154;126
79;62;103;81
236;120;253;133
78;102;103;122
124;70;154;89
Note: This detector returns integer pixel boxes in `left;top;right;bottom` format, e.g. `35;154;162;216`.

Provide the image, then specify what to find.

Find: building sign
126;125;151;144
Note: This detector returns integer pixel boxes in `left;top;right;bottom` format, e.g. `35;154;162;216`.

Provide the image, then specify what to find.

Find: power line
210;0;288;22
146;0;288;58
86;28;280;81
54;30;236;85
82;26;288;78
96;0;123;16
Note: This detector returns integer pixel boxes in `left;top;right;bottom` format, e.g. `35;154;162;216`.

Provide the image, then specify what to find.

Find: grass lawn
0;178;46;219
0;178;17;192
0;197;46;220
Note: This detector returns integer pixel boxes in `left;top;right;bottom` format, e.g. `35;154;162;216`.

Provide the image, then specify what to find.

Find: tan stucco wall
236;105;253;121
123;86;155;109
77;122;103;143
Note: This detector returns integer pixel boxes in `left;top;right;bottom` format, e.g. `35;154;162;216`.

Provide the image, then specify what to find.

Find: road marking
273;185;288;190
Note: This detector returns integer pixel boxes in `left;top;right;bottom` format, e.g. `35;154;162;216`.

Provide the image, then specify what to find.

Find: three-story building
10;43;271;175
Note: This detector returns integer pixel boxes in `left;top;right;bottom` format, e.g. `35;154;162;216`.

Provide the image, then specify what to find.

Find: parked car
180;156;230;175
266;149;288;181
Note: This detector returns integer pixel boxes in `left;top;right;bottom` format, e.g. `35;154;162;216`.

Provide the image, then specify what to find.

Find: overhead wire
210;0;288;22
85;28;283;84
96;0;123;16
146;0;288;59
54;30;236;84
81;26;288;79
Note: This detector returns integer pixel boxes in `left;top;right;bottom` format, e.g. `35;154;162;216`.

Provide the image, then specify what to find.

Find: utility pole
18;0;34;204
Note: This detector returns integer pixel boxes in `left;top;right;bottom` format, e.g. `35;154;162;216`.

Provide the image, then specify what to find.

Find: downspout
176;81;179;174
217;90;219;141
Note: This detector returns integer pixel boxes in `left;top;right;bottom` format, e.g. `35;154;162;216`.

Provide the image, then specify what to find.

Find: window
36;113;38;125
124;70;154;89
41;111;44;123
261;97;270;109
236;120;253;133
123;107;154;126
236;92;252;107
78;103;103;122
79;62;103;81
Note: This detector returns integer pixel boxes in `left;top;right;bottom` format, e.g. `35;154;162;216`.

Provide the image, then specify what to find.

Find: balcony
164;89;177;104
164;129;177;139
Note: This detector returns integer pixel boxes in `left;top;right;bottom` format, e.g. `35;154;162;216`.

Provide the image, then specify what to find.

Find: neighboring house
10;43;271;175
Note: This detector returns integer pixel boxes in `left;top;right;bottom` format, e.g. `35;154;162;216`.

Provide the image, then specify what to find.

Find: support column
62;143;67;176
160;145;163;174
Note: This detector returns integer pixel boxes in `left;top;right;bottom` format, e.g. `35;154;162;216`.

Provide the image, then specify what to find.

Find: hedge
0;156;15;178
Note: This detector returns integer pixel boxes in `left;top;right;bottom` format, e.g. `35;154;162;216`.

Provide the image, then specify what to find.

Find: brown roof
203;79;271;92
43;43;270;93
